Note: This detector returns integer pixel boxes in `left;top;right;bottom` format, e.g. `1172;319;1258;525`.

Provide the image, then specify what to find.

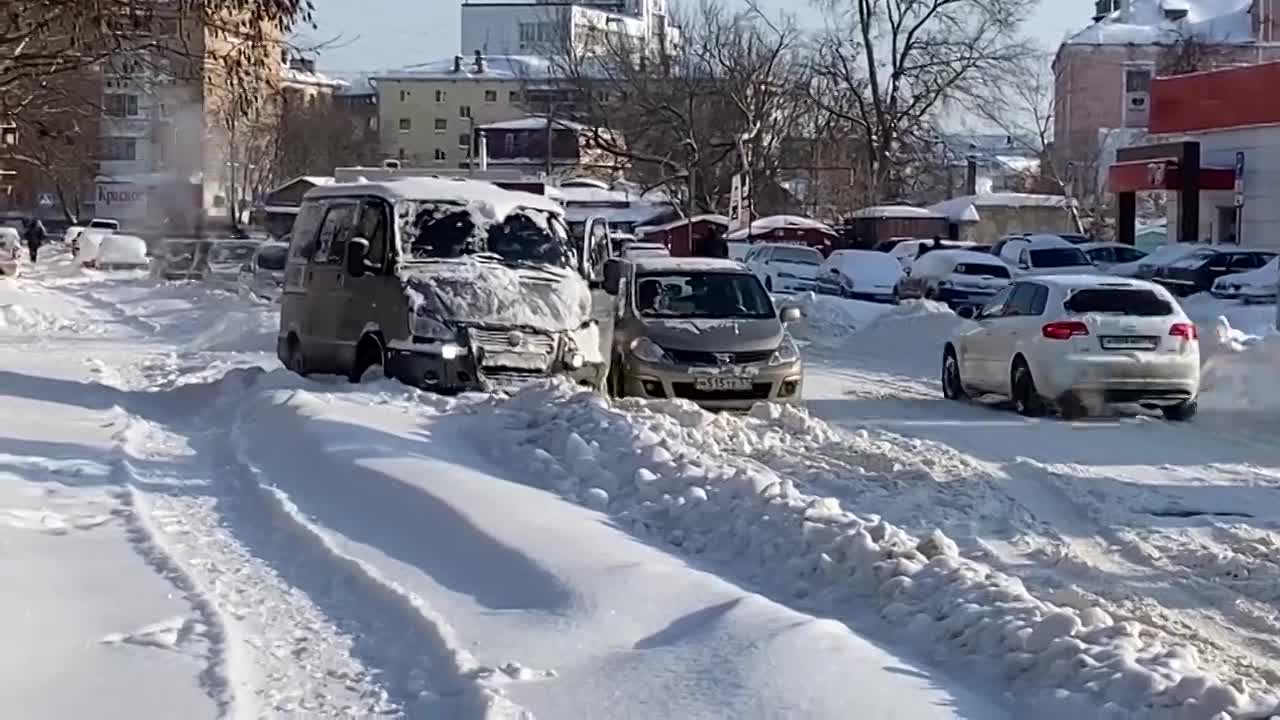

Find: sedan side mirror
780;306;802;323
602;258;623;295
346;237;370;277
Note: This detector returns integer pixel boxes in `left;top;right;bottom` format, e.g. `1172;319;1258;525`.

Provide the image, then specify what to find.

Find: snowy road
0;259;1009;718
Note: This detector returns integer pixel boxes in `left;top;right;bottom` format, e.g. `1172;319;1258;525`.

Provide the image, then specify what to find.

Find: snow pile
0;303;95;334
185;304;279;353
480;383;1280;718
1199;330;1280;414
789;293;893;345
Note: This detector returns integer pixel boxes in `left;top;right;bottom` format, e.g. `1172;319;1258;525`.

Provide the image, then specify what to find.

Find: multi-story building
373;54;571;168
1054;0;1280;195
460;0;678;58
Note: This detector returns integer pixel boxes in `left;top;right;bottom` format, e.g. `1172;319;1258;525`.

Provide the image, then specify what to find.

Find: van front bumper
386;342;604;393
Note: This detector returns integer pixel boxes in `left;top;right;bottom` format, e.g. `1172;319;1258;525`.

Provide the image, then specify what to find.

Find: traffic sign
37;193;55;207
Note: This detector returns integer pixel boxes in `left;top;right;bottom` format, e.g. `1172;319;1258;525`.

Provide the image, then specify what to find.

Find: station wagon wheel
942;347;966;401
1011;359;1045;417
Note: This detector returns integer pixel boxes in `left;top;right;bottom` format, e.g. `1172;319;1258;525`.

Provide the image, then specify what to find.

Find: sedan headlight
937;280;953;289
630;336;670;363
770;333;800;366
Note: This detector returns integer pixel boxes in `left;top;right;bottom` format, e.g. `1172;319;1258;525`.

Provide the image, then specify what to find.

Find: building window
434;89;447;102
1125;67;1152;92
458;134;470;149
509;90;521;103
434;118;447;132
484;90;498;102
100;137;138;161
434;148;447;161
399;90;410;102
397;147;406;160
459;105;471;118
399;117;411;131
103;93;140;118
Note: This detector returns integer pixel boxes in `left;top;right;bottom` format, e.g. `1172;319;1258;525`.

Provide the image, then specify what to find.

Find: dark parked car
1153;248;1278;296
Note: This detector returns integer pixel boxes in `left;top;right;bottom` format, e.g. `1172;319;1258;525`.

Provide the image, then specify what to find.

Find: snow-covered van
278;177;608;390
0;227;21;276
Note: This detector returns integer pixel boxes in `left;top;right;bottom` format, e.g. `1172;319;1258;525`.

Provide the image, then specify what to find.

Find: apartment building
1054;0;1280;194
373;54;565;168
460;0;679;58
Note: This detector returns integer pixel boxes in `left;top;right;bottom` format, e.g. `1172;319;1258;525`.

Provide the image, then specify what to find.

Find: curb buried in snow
474;382;1280;720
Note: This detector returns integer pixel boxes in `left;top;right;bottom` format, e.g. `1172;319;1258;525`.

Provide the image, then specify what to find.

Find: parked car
602;256;803;411
619;241;670;259
987;233;1030;260
1211;256;1280;302
279;177;608;390
0;227;21;276
942;276;1200;420
94;234;150;270
204;239;262;287
1153;248;1278;296
1001;235;1096;276
151;238;211;280
742;243;823;293
887;239;976;269
895;249;1012;310
815;249;903;302
1057;233;1092;245
1077;242;1148;271
87;218;120;232
1110;243;1205;279
75;229;114;267
239;242;289;301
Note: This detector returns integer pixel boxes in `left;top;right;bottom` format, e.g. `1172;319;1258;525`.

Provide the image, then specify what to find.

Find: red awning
1108;160;1235;193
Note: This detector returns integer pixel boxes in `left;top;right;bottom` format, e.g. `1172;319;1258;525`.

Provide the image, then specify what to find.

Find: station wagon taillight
1169;323;1198;341
1042;321;1090;340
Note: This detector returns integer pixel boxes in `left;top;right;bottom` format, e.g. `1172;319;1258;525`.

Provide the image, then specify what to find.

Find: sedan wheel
942;349;966;401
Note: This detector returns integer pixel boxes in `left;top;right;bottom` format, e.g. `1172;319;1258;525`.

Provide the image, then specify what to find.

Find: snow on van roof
304;176;564;217
631;256;747;273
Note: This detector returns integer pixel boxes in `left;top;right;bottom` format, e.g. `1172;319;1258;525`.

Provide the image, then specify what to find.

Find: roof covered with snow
1065;0;1254;46
375;55;556;82
304;177;564;216
281;64;348;90
635;214;730;235
630;256;748;274
477;116;587;132
929;194;1073;221
725;215;837;241
848;205;945;220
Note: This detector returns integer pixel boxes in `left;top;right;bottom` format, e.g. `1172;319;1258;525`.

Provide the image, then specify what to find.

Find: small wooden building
723;215;839;253
256;175;334;238
635;214;730;256
844;205;950;249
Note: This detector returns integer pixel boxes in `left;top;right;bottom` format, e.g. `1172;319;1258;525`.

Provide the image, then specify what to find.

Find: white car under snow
942;275;1200;420
814;249;903;302
94;235;150;270
1109;243;1204;279
0;228;21;276
1212;256;1279;303
743;243;823;293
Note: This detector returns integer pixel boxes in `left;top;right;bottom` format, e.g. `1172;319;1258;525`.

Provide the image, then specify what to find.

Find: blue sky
305;0;1086;77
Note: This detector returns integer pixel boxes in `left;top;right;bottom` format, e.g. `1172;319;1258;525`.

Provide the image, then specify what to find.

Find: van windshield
400;201;575;269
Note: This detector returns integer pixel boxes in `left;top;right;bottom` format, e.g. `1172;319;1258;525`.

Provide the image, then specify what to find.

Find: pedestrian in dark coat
23;217;46;262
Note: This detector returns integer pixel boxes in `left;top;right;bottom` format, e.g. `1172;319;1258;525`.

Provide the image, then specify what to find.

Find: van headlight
630;336;669;363
410;306;454;340
770;334;800;366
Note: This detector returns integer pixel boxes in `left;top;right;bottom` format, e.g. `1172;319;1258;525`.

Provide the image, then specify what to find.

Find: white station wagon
942;275;1200;420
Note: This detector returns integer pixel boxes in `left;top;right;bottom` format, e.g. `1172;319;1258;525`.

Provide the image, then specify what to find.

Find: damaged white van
278;177;607;391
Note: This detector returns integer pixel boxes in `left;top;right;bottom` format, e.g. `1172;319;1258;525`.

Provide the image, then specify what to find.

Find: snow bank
788;293;894;346
479;383;1280;718
0;302;96;334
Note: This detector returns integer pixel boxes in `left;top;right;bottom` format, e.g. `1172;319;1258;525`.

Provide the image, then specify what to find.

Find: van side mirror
602;259;623;295
346;237;370;277
780;306;802;323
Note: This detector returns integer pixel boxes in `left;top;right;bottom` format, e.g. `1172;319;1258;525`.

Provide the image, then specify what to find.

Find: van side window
356;199;391;269
288;201;325;261
315;202;357;264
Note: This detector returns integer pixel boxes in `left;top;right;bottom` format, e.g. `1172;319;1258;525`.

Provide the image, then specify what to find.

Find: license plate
1101;336;1158;350
694;377;752;391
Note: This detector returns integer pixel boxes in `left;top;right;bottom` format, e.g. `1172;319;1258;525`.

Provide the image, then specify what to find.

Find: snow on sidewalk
474;382;1280;719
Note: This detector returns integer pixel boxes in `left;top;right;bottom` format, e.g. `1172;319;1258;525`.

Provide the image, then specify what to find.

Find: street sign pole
1234;151;1245;245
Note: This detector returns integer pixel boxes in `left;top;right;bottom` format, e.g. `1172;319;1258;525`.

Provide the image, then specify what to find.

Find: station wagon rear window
1064;288;1174;317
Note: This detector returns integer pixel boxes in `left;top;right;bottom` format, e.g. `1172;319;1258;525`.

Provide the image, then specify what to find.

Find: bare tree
274;94;380;179
545;1;802;215
1158;31;1234;76
0;0;315;120
806;0;1035;203
3;79;100;221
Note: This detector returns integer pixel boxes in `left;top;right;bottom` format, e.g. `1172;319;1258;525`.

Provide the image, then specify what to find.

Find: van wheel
285;336;309;377
350;336;386;383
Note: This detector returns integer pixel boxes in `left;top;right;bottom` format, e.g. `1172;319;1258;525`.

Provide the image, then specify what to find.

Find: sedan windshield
1029;248;1091;268
635;272;775;319
400;201;575;269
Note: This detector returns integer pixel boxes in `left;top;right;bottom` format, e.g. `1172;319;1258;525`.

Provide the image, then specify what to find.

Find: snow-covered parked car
279;177;608;390
94;234;149;270
1211;255;1279;303
743;242;823;293
814;249;902;302
151;238;209;280
75;229;114;267
1077;242;1148;272
239;241;288;301
1000;234;1096;276
1109;243;1203;279
0;227;21;276
942;276;1200;420
601;256;803;411
895;249;1012;311
204;239;261;287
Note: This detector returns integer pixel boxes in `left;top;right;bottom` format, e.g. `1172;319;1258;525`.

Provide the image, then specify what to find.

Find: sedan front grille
664;348;774;365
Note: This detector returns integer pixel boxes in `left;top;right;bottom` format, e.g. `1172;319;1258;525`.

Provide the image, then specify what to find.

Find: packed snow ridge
474;382;1280;719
